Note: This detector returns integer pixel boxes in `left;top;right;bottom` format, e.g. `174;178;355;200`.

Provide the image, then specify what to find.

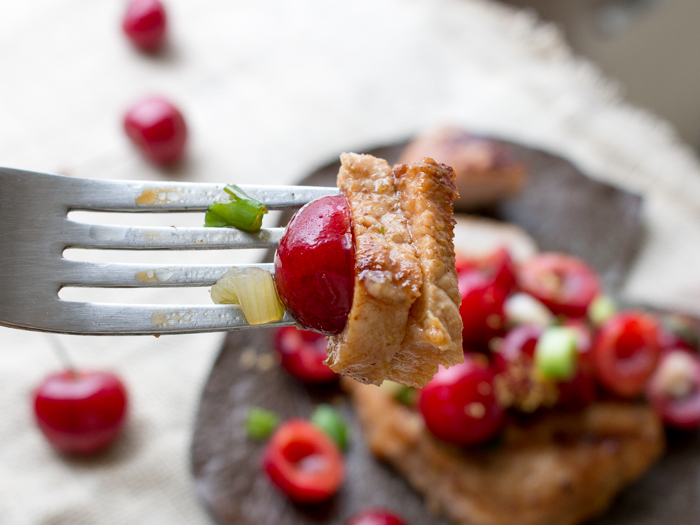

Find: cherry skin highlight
274;327;338;384
123;96;187;166
275;195;355;334
122;0;167;52
33;370;128;455
262;419;345;503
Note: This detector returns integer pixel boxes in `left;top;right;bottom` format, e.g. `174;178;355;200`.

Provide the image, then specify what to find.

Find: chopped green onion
311;404;350;451
205;184;267;232
245;407;279;440
395;385;417;407
662;314;699;348
379;380;417;406
534;326;578;380
210;267;284;325
588;295;617;326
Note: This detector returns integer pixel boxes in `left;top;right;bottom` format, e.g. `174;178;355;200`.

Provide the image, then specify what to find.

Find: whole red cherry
419;354;504;446
592;311;662;399
123;96;187;166
274;327;337;384
275;195;355;334
33;370;128;455
122;0;167;52
518;253;600;318
346;509;409;525
262;419;345;503
455;247;516;296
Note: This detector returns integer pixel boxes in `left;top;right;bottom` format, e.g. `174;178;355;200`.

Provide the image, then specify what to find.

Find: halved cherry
659;314;698;354
346;509;409;525
493;324;541;372
592;311;662;399
556;365;596;409
275;195;355;335
419;354;504;446
274;327;337;384
518;253;600;318
455;247;516;296
262;419;345;503
647;350;700;429
459;270;507;345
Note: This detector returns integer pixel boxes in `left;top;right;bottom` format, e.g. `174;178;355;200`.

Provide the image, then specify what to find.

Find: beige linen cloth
2;0;700;523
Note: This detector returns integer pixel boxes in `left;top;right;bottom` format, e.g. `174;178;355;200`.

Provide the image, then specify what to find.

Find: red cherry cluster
417;249;700;447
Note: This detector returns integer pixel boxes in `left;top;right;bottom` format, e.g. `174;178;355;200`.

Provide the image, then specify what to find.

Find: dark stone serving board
190;140;699;525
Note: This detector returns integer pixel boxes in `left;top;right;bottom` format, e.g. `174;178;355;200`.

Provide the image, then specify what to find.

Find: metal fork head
0;167;338;335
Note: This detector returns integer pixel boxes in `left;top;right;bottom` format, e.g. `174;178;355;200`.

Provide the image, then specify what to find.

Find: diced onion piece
211;267;284;325
588;295;617;326
210;273;240;305
535;326;578;380
504;292;554;327
311;404;350;451
245;407;280;441
654;351;696;399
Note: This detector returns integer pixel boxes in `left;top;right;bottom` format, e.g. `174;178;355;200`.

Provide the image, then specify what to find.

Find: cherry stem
46;335;78;377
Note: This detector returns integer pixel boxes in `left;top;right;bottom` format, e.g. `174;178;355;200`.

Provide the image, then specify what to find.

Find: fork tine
64;178;338;212
64;222;284;250
7;300;296;335
61;261;274;287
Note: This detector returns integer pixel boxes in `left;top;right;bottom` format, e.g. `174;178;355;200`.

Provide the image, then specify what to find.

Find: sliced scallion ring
205;184;267;232
245;407;279;440
311;404;350;451
534;326;579;380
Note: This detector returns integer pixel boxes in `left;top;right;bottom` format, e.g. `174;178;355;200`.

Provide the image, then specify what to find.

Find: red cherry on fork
275;195;355;335
33;370;128;455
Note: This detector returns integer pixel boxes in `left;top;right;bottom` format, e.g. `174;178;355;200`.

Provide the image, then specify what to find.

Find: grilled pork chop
346;379;664;525
326;153;463;387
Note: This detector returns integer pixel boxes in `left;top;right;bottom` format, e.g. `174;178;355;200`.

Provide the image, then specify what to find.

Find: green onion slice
205;184;267;232
379;380;417;407
311;404;350;451
210;267;284;325
588;295;617;326
245;407;279;440
534;326;578;380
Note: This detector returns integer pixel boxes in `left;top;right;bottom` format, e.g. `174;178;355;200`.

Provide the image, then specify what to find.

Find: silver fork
0;167;339;335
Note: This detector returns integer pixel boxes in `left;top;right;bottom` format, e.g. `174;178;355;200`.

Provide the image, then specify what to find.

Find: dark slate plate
190;140;699;525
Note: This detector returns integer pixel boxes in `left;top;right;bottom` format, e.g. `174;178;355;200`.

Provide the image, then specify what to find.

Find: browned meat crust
399;127;527;210
386;161;465;385
347;380;665;525
326;153;463;387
